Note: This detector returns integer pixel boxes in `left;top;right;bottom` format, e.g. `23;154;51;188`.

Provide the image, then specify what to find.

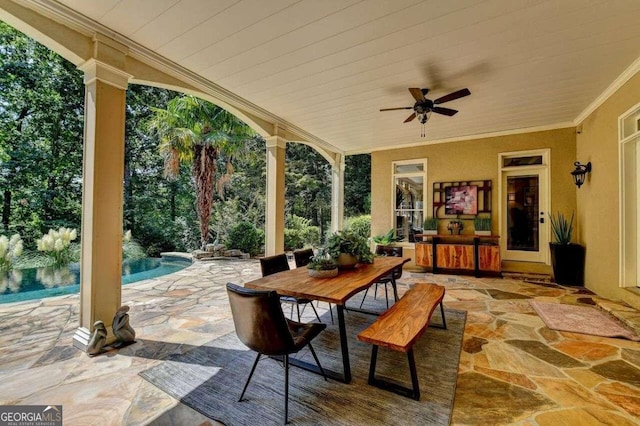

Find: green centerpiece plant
326;230;374;269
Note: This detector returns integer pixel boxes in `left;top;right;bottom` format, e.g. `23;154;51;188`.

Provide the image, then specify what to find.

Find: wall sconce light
571;161;592;188
507;193;516;201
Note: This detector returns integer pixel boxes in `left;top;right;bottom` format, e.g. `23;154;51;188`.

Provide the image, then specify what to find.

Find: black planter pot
549;243;585;286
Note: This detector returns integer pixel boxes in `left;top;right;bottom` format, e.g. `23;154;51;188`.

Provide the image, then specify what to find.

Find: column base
73;326;116;352
72;327;91;352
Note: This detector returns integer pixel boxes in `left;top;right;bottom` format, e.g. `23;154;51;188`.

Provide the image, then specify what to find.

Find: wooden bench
357;283;446;400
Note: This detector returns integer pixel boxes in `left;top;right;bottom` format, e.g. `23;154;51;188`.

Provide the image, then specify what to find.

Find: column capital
78;58;132;90
265;135;287;149
332;152;345;171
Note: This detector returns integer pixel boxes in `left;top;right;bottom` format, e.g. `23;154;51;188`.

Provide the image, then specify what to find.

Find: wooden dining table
244;256;410;383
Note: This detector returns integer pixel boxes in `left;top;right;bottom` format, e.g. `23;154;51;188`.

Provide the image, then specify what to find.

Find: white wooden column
331;153;345;232
73;59;130;350
265;136;286;255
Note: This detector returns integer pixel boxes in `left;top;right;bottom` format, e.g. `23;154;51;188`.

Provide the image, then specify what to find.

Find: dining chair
226;283;327;425
293;248;314;267
260;253;322;322
293;248;334;324
360;246;404;309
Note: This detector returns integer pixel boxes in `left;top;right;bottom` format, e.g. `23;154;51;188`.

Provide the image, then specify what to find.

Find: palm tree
147;95;256;248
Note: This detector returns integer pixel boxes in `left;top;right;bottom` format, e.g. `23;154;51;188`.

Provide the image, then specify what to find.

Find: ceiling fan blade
434;88;471;104
409;88;425;102
431;106;458;116
380;107;413;111
404;112;416;123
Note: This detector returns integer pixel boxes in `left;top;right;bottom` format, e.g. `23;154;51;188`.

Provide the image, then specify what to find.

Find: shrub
344;215;371;240
0;234;23;272
284;215;319;250
226;222;263;256
36;227;78;267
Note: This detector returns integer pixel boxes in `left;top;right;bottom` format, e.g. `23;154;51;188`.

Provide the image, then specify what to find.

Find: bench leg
407;348;420;401
367;345;420;400
429;301;448;329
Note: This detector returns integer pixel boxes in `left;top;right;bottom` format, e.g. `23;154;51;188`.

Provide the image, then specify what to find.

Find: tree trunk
192;144;217;249
2;189;10;231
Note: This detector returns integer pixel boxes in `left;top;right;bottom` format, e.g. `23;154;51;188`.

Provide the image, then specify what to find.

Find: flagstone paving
0;259;638;425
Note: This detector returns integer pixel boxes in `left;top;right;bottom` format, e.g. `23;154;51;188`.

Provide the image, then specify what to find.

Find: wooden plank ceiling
57;0;640;153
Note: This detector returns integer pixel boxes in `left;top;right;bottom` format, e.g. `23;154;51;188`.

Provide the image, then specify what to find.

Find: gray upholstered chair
260;253;322;322
226;282;327;424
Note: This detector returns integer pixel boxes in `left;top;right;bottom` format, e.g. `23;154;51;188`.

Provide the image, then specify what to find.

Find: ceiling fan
380;87;471;136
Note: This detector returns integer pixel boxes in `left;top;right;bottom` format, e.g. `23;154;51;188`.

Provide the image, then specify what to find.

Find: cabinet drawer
415;243;433;267
437;244;474;270
479;245;501;271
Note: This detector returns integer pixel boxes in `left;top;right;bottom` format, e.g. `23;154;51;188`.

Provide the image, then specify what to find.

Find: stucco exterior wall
371;127;577;273
577;71;640;307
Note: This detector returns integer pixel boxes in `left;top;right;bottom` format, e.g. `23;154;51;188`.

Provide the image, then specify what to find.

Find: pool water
0;256;191;304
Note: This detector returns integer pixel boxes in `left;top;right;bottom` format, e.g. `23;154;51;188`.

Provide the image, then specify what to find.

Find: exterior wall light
571;161;591;188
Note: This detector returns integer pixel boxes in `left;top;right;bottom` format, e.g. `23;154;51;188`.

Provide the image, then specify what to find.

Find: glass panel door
502;167;549;263
506;175;539;251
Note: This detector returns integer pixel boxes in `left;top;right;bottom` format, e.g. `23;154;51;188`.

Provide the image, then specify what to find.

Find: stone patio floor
0;258;639;425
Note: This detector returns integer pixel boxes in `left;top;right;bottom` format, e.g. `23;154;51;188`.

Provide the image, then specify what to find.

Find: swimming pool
0;256;192;304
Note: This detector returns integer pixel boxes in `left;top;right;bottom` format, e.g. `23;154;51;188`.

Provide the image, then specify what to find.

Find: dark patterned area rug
140;296;466;425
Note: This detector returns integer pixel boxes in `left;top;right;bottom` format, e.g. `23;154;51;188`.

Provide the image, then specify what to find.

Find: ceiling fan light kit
381;87;471;137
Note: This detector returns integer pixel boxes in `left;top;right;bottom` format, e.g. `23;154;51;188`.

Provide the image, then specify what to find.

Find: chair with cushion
293;248;333;324
360;246;404;309
226;283;327;424
260;253;322;322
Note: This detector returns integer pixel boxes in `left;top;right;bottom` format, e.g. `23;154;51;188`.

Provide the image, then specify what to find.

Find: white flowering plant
36;227;78;266
0;234;24;272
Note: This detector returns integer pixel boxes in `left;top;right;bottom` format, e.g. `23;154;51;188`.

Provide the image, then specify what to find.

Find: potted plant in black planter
326;230;374;269
549;211;585;286
372;228;403;256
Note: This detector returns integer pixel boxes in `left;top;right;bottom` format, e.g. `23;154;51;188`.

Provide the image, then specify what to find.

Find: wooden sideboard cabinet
415;235;501;277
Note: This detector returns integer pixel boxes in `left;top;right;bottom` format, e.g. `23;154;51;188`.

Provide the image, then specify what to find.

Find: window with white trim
392;159;427;242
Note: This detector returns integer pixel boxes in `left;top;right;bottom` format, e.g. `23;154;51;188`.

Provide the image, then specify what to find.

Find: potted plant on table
306;249;339;278
326;230;374;269
549;211;585;286
372;228;403;256
473;215;492;236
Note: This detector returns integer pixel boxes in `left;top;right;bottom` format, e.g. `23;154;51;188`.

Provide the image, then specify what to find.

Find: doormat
530;300;640;341
139;302;466;425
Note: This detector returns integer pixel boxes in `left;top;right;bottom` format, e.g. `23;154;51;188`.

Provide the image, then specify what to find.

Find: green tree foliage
285;143;332;237
345;154;371;216
344;214;371;240
146;95;257;249
284;215;320;250
0;22;84;243
124;85;199;255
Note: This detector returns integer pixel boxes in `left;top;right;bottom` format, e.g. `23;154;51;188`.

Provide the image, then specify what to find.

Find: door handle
540;218;545;224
